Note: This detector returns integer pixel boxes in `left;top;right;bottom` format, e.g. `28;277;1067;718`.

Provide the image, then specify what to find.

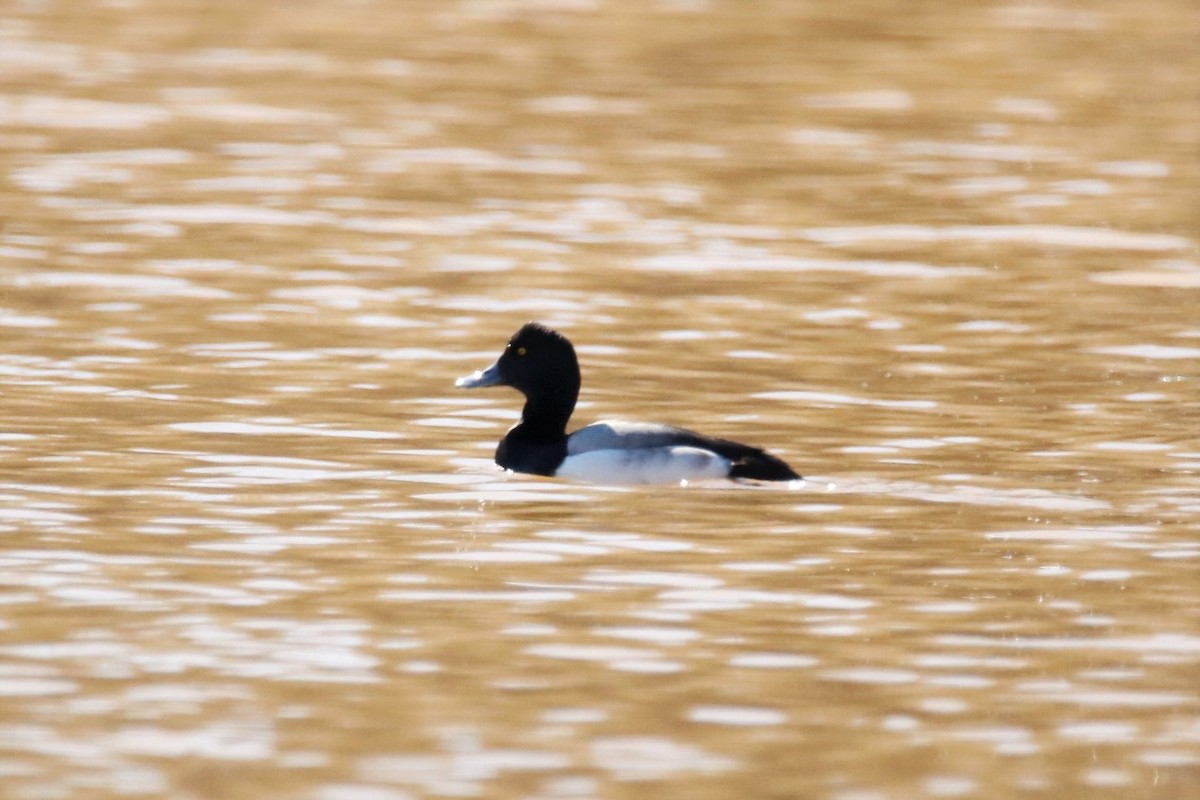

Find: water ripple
591;737;737;780
688;705;788;726
801;224;1191;251
169;421;403;439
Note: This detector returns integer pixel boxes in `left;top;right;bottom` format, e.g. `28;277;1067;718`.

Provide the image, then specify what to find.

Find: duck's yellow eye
516;346;527;356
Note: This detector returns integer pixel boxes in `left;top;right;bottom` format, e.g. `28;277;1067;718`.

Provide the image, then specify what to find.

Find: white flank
555;446;730;486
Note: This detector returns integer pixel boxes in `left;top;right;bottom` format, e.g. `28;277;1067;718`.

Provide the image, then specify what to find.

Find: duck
456;322;801;485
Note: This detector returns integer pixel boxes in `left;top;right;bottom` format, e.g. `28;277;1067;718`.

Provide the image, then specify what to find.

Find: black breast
495;432;568;477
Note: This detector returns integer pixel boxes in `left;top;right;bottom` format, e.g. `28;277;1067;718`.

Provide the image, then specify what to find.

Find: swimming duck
456;322;800;485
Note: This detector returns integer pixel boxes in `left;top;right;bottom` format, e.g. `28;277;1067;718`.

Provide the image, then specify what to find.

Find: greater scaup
456;323;801;485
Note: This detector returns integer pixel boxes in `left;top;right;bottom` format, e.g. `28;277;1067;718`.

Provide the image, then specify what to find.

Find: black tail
728;450;802;482
668;428;801;482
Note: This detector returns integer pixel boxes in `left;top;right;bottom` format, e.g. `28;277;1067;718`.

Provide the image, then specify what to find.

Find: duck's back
566;420;695;453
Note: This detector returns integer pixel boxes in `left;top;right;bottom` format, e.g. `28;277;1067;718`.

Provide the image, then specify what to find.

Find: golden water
1;1;1198;798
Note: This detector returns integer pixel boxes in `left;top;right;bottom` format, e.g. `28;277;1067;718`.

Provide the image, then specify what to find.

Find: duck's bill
455;360;503;388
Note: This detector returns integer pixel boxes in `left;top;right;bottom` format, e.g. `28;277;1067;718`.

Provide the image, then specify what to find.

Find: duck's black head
456;323;581;431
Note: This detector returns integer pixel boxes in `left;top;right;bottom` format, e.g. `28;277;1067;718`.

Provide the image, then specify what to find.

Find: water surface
1;1;1198;798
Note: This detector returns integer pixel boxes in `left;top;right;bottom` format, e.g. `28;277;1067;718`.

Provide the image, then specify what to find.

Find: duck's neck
517;381;578;440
